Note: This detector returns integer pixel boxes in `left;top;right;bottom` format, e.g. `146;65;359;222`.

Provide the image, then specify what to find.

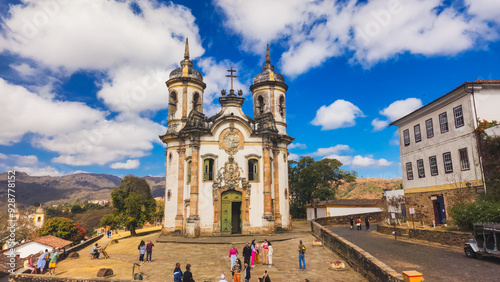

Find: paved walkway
330;224;500;282
55;223;366;281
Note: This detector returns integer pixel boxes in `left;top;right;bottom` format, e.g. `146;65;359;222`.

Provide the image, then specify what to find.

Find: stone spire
265;44;271;64
184;38;190;60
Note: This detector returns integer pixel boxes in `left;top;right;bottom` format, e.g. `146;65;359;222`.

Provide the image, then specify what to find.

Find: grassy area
56;226;161;280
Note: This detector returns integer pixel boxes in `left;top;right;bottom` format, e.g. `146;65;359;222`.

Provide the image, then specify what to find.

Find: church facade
160;40;293;237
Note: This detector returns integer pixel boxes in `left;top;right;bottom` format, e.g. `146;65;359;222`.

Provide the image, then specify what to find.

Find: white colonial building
391;80;500;224
160;40;293;237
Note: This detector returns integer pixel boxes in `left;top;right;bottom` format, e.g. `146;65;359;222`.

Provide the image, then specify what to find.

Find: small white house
305;199;382;222
3;235;72;258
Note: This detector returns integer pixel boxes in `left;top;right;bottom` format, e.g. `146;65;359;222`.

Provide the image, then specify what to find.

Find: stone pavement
330;224;500;282
56;223;366;281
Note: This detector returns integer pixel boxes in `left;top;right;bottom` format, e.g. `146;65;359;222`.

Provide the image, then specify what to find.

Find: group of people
173;262;195;282
27;248;59;275
239;239;273;269
350;216;371;231
138;240;155;263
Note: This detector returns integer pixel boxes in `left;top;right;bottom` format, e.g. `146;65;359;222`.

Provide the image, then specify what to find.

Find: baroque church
160;39;293;237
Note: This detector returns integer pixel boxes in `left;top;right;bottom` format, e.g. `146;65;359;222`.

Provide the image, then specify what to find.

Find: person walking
183;264;194;282
262;239;269;265
242;242;252;266
356;218;362;230
48;248;59;275
267;242;273;268
146;240;154;262
138;240;146;263
298;240;306;270
232;258;242;282
254;241;260;265
173;263;183;282
244;262;251;282
349;217;354;230
365;216;370;230
229;244;239;270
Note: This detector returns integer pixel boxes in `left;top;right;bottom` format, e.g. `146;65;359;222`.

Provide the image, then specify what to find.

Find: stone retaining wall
377;225;471;247
66;234;104;255
9;274;133;282
314;212;384;226
311;220;403;282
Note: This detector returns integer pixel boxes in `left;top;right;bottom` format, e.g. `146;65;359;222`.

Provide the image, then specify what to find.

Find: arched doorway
221;190;242;234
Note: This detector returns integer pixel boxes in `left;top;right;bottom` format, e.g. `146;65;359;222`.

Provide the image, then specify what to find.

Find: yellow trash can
402;270;424;282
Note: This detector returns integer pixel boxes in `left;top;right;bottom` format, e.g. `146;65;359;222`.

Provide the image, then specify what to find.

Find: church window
169;153;172;163
167;189;172;201
169;91;178;115
193;92;201;112
203;158;215;181
37;217;41;222
248;159;259;181
279;96;285;117
187;161;192;184
256;95;265;115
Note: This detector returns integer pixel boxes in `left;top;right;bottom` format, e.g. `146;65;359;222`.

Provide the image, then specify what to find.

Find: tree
100;213;120;230
288;156;356;218
38;217;87;244
111;175;156;236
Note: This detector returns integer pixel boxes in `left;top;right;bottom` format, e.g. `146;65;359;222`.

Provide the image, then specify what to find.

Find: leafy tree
100;213;120;230
111;175;156;236
71;205;84;214
38;217;87;244
288;156;356;218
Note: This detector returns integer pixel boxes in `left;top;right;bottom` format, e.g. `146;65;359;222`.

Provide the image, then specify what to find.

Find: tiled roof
32;235;72;249
305;199;382;207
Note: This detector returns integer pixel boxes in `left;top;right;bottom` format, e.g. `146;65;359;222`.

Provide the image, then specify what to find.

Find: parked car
464;222;500;258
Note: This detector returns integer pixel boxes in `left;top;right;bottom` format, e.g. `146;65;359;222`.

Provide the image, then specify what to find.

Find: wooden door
221;190;242;233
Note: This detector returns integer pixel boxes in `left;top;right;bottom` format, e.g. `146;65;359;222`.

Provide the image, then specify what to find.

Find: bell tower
249;44;288;135
166;38;206;132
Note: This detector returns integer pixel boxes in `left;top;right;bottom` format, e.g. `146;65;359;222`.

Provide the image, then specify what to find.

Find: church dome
168;38;204;82
252;45;285;84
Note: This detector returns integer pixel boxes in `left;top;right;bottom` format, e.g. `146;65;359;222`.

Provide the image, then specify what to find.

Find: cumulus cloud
351;155;393;168
215;0;499;76
110;159;140;169
0;153;65;176
308;145;394;168
288;143;307;149
0;78;106;146
312;100;364;130
288;153;299;161
311;145;351;157
372;98;422;131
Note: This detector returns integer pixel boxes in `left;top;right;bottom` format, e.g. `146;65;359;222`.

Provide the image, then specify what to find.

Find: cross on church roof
226;66;237;90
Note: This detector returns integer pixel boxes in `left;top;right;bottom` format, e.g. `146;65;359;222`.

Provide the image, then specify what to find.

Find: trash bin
403;270;424;282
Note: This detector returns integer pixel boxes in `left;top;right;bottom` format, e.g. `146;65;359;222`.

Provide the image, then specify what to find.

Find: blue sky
1;0;500;179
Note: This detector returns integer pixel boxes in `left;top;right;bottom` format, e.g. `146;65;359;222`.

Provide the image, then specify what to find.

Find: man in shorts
48;248;59;275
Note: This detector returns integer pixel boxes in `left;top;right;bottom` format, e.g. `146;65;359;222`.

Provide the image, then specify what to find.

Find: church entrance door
221;190;242;234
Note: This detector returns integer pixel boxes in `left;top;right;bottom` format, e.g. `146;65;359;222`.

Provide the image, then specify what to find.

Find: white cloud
311;145;351;157
312;100;364;130
324;154;354;166
110;159;140;169
351;155;393;168
10;63;37;77
0;153;65;176
288;143;307;149
215;0;499;76
372;98;422;131
0;0;203;73
372;118;389;131
288;153;299;161
197;57;247;115
0;78;106;146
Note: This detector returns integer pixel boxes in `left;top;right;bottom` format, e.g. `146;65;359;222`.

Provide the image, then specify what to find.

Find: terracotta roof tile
32;235;72;249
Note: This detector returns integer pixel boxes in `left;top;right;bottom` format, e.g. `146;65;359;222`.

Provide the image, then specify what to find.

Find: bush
450;200;500;230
